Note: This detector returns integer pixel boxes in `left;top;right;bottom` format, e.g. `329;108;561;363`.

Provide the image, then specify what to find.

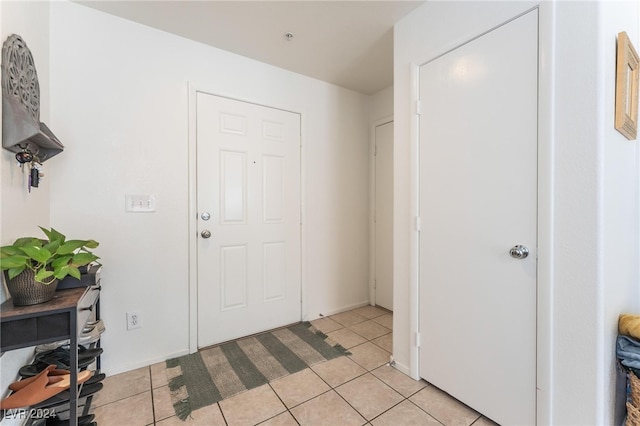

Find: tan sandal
8;367;70;391
0;366;93;409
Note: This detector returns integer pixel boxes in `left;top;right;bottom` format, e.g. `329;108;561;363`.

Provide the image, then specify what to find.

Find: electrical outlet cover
127;311;142;330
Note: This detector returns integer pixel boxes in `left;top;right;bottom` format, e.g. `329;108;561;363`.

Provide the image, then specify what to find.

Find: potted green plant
0;226;99;306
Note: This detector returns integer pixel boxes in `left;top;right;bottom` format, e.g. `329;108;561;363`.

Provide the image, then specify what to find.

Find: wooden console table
0;285;101;426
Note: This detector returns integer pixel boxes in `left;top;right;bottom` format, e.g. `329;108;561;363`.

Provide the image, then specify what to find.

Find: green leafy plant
0;227;99;284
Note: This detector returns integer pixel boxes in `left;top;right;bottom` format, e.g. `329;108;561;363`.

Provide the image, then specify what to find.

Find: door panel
221;150;247;223
419;11;538;425
375;121;393;311
263;242;285;301
221;245;247;310
263;155;285;223
197;93;301;347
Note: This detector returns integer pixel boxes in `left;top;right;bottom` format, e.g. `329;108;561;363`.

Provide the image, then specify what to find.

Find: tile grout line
345;311;432;424
320;322;396;424
144;308;398;424
335;364;404;423
133;309;491;426
366;372;446;426
218;401;229;425
272;322;392;424
265;382;301;425
149;365;157;426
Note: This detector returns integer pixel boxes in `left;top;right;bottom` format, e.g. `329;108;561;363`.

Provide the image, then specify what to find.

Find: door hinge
416;100;422;116
415;216;421;231
415;332;421;348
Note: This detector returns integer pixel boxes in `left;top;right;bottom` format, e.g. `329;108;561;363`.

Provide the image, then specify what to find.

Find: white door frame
407;5;554;424
369;115;394;306
187;83;307;353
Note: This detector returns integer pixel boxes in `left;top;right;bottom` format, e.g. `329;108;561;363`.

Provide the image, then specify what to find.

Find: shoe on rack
19;356;95;378
77;326;102;345
82;319;105;335
0;366;92;409
46;345;103;360
10;368;103;392
35;347;103;367
77;345;103;358
9;368;69;391
31;382;103;409
35;341;65;354
34;326;103;353
84;373;105;386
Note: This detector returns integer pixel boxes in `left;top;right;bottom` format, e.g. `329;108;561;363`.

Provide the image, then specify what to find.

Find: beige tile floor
91;306;498;426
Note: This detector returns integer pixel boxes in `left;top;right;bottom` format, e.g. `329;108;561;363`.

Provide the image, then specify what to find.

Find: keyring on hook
15;145;34;164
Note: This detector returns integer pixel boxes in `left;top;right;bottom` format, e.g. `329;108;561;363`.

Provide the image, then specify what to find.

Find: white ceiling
76;1;425;95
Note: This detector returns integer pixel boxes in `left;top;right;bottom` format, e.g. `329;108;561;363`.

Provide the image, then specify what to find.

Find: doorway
418;10;538;425
195;92;302;348
374;120;393;311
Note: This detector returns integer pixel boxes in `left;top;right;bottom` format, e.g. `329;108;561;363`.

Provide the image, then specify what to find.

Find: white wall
548;2;603;422
394;1;640;424
0;0;52;408
369;85;393;123
48;1;371;375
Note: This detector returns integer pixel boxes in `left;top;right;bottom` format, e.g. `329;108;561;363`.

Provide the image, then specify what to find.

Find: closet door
374;120;393;311
419;11;538;425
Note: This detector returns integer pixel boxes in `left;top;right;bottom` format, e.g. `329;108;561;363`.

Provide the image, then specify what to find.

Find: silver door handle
201;230;212;239
509;245;529;259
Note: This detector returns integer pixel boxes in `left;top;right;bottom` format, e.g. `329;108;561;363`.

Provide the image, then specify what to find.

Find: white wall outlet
125;194;156;212
127;311;142;330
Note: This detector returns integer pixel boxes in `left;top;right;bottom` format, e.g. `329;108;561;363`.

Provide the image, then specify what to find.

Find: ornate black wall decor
2;34;63;163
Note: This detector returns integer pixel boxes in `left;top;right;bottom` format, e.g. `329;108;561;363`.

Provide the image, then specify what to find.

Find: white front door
418;10;538;425
196;93;301;348
374;121;393;311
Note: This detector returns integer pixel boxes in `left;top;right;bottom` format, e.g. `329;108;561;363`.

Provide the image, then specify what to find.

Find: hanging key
30;166;39;188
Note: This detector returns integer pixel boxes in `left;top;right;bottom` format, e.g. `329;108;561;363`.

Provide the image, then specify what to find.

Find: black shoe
36;347;103;364
31;383;103;409
19;356;94;377
85;372;105;386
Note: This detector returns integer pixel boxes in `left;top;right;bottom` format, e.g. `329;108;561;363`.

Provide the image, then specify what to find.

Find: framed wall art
615;31;639;140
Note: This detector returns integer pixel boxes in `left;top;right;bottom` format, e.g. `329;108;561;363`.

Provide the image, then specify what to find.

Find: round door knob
509;245;529;259
201;212;211;221
201;230;212;239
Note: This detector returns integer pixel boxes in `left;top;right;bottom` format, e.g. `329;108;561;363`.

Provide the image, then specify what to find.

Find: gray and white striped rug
166;322;350;420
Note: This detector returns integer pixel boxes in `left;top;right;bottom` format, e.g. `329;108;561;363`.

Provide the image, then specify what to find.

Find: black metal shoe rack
0;282;102;426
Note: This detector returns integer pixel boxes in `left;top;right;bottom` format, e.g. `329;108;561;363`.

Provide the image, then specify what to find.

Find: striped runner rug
166;322;350;420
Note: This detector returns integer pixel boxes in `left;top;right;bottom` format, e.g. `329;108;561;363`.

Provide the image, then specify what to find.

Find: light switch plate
125;194;156;212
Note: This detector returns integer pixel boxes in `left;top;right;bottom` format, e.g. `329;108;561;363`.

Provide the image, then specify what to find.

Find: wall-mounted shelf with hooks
2;34;64;163
3;96;64;162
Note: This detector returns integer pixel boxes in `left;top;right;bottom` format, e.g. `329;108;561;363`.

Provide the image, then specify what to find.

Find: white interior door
375;121;393;311
418;11;538;425
196;93;301;348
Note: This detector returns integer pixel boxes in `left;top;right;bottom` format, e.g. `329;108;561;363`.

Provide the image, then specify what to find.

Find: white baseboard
391;359;411;376
104;299;374;376
304;300;371;321
102;349;190;377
